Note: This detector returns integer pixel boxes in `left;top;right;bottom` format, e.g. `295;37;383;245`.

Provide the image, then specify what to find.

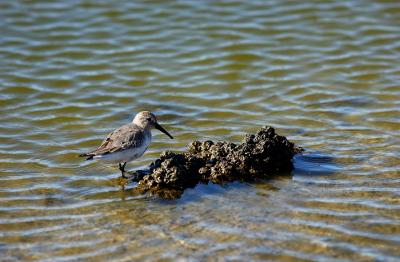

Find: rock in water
130;126;302;198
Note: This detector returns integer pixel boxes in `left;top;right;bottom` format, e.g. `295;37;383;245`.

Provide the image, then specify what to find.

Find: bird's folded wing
86;124;145;156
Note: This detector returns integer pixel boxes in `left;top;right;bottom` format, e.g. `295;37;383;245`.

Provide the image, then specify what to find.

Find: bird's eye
146;117;151;121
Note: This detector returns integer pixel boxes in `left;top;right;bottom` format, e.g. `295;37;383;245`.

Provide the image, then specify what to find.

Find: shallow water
1;0;400;261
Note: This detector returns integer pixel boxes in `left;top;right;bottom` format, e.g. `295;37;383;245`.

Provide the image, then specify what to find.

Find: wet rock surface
129;126;302;198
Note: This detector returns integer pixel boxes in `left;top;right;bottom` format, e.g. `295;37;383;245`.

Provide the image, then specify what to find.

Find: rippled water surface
1;0;400;261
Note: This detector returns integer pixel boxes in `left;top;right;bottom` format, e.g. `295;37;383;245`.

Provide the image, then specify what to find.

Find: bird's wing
82;124;145;156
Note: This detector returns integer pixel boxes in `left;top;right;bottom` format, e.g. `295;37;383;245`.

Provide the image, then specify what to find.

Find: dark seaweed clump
130;126;302;198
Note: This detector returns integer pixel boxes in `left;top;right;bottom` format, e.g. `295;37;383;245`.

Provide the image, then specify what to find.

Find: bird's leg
119;162;127;178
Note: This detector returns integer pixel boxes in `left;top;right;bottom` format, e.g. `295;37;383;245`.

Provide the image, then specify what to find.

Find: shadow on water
293;150;341;176
155;182;231;204
127;172;292;203
153;179;284;205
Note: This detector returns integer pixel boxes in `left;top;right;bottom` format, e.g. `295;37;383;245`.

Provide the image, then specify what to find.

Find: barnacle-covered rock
130;126;302;198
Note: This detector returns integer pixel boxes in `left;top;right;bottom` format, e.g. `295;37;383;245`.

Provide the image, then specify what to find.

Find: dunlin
79;111;173;177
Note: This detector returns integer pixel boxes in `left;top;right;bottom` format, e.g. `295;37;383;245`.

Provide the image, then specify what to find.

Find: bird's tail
78;153;94;160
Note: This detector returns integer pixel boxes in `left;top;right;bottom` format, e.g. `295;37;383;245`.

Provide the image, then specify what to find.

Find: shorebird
79;111;173;178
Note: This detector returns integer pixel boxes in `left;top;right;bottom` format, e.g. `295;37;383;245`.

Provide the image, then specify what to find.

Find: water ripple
0;0;399;261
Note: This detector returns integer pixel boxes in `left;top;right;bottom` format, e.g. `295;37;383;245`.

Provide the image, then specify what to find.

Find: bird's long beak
154;122;173;139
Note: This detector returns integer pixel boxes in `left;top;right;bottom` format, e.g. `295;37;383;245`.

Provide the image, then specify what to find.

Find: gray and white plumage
79;111;173;171
82;123;151;163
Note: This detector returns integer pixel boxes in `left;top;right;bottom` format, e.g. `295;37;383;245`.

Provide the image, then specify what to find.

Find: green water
1;0;399;261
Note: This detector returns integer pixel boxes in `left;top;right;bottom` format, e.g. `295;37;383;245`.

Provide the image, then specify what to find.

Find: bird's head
133;111;173;139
